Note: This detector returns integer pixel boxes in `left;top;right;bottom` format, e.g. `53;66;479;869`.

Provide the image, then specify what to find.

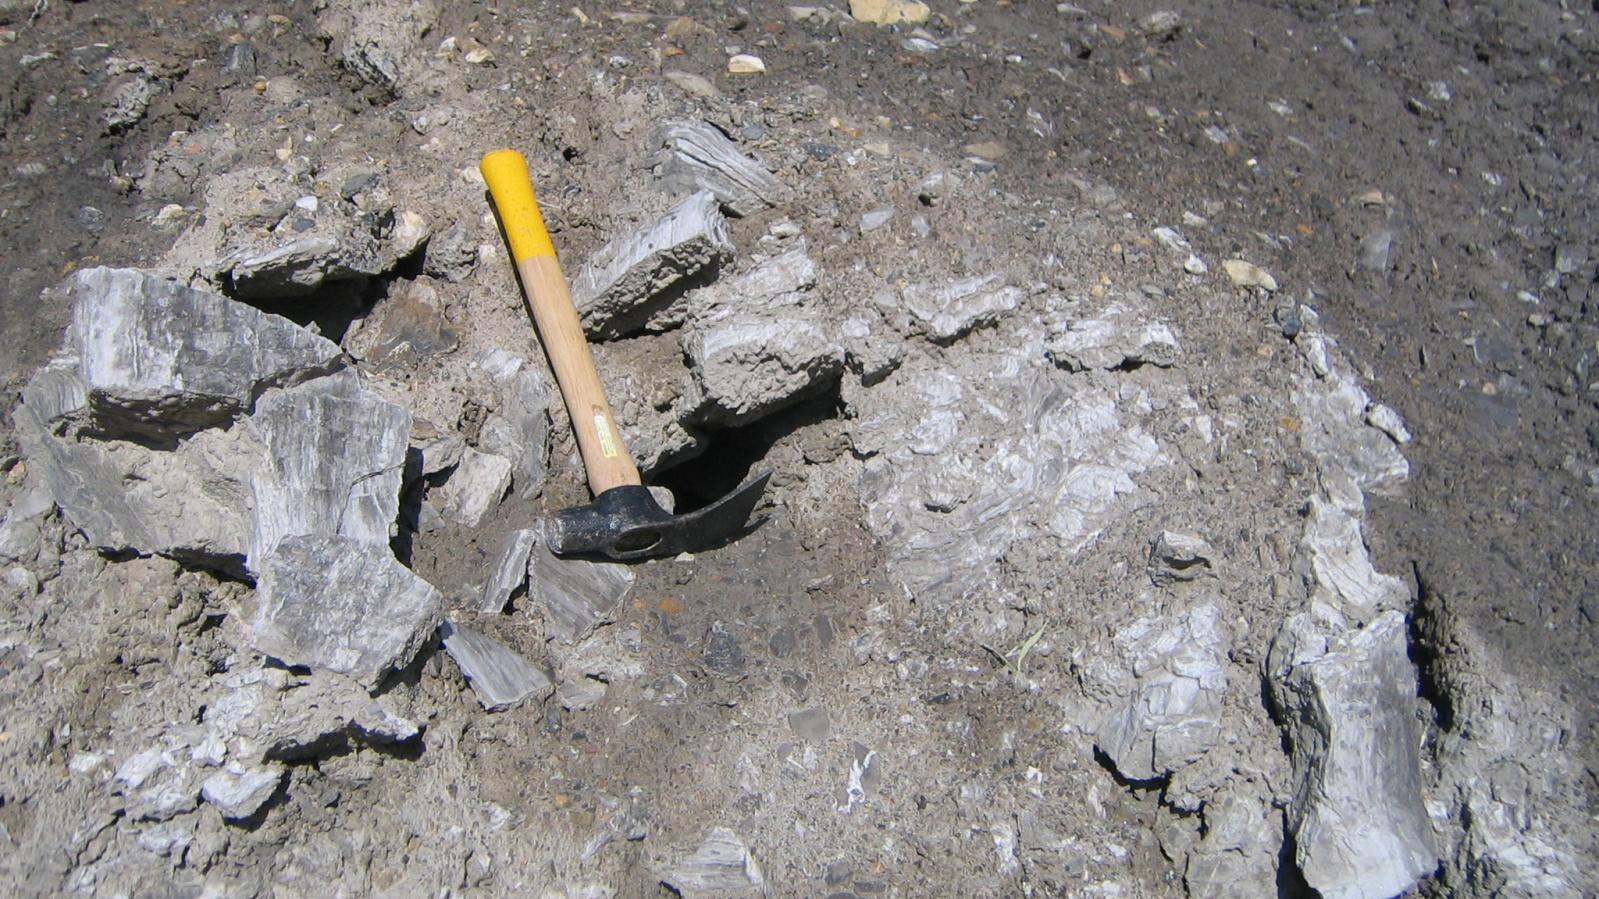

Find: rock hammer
480;149;769;560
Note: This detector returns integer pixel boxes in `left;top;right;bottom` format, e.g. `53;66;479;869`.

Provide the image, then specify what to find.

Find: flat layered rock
1046;301;1181;371
252;534;444;690
902;274;1023;344
438;619;554;711
527;527;636;643
58;267;343;438
249;374;412;564
1269;611;1438;899
434;447;512;528
14;394;256;565
474;356;551;499
479;528;537;613
1090;604;1231;782
660;827;767;896
650;120;789;216
684;246;844;427
571;191;733;339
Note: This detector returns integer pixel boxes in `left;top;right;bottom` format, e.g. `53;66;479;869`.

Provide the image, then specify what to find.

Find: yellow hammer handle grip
480;149;557;261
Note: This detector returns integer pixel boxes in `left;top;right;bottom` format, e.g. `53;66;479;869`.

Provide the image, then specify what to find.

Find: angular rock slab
227;209;429;299
661;827;767;895
1091;604;1231;781
902;274;1023;344
480;527;538;613
476;356;551;499
572;190;733;339
249;374;412;564
684;246;844;426
1293;328;1409;502
204;664;421;761
14;394;256;565
1046;301;1181;371
200;765;285;820
58;266;342;438
438;619;554;711
1269;611;1438;899
650;120;789;216
1300;496;1409;619
527;527;636;643
252;534;444;690
434;447;512;528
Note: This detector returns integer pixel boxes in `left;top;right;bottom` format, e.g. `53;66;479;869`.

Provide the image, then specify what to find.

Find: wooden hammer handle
481;149;642;495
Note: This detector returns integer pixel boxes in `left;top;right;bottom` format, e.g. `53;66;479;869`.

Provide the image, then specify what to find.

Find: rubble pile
0;2;1576;885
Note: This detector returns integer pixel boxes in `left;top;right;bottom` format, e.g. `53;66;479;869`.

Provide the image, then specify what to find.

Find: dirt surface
0;1;1594;897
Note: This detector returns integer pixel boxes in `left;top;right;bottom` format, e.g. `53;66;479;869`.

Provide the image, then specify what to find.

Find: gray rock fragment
1046;302;1181;371
203;664;421;761
252;534;445;689
229;236;371;299
661;827;767;895
423;220;479;281
249;374;412;564
438;619;554;711
1293;334;1409;498
838;741;881;814
902;274;1022;344
14;399;256;564
1357;227;1394;273
343;276;459;369
1269;611;1438;899
200;765;285;820
1364;403;1411;444
840;315;904;384
1184;788;1282;897
859;205;895;233
684;245;844;426
1091;604;1231;781
160;164;429;300
701;621;747;679
475;355;551;499
0;485;52;563
57;267;343;437
412;430;465;477
434;447;512;528
480;528;538;613
320;0;440;96
788;707;832;742
113;746;200;823
650;120;789;216
1299;496;1409;618
571;191;733;339
1149;530;1216;584
227;210;429;300
528;529;636;642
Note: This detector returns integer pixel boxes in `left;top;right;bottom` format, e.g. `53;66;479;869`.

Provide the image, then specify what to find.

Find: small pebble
152;204;188;229
859;205;894;233
728;54;766;74
1222;259;1278;291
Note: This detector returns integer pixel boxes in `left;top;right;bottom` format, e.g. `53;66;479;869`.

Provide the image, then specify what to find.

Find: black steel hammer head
550;472;772;561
